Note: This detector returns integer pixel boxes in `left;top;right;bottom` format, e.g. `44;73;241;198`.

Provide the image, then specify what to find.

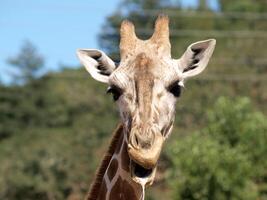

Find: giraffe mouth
130;160;156;185
133;161;153;178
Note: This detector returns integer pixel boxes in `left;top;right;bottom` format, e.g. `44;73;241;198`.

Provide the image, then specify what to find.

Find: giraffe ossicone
77;14;216;200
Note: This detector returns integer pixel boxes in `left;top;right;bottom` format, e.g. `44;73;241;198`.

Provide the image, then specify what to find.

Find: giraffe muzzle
128;133;164;169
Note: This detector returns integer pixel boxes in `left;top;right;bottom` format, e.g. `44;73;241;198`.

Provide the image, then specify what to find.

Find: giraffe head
77;15;216;186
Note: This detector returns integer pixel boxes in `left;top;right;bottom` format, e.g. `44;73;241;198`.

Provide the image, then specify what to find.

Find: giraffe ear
178;39;216;79
77;49;116;83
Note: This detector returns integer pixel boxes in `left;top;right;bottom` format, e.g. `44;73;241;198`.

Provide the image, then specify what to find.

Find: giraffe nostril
130;134;139;149
135;135;139;146
130;133;153;149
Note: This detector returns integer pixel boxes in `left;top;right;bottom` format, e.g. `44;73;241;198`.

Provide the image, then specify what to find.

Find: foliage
167;97;267;200
0;69;119;199
7;41;44;83
219;0;267;12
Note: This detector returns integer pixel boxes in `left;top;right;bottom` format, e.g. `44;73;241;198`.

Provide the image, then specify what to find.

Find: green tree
219;0;267;12
7;41;44;83
167;97;267;200
0;67;119;199
197;0;208;11
205;97;267;194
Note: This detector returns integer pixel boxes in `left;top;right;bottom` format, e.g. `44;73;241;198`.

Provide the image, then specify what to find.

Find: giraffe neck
86;123;144;200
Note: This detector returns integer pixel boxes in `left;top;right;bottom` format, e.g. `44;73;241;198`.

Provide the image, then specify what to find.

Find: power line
168;29;267;38
132;9;267;20
107;29;267;38
107;9;267;38
211;58;267;65
195;75;267;81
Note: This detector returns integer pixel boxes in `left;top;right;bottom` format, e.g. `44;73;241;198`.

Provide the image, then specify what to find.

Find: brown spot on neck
107;159;118;181
109;177;139;200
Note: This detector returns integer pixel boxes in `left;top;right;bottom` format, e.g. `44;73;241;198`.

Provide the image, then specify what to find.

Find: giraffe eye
107;85;122;101
167;82;181;97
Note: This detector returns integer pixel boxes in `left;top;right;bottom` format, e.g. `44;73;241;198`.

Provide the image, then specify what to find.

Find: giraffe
77;15;216;200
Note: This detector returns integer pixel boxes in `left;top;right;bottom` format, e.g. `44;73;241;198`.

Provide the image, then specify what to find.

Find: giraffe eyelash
167;83;181;97
178;80;184;88
107;85;123;101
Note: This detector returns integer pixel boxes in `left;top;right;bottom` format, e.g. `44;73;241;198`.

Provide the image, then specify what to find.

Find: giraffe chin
130;160;156;186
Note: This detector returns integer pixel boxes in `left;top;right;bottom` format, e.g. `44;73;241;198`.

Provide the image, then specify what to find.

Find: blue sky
0;0;218;83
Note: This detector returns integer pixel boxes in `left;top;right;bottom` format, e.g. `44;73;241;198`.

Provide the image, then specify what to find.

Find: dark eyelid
167;82;176;90
106;84;124;96
166;79;180;89
109;84;123;92
107;84;123;101
167;80;182;98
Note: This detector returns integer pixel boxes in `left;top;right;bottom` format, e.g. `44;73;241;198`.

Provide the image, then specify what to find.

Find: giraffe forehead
131;52;180;80
135;53;152;68
134;53;154;88
110;52;180;90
